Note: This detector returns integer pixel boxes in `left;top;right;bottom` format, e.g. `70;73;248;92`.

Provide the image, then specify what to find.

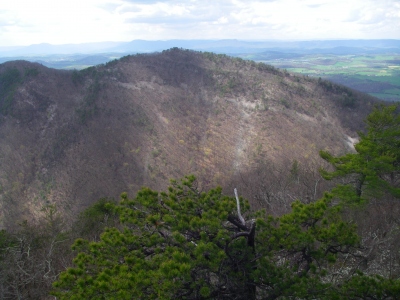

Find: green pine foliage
339;272;400;299
320;104;400;204
52;175;245;299
51;105;400;299
72;197;118;239
254;193;361;299
52;175;398;299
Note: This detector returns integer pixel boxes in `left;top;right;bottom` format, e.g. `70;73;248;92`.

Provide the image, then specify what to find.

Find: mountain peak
0;50;380;226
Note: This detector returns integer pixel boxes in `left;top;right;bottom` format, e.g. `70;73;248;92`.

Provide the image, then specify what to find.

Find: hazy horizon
1;0;399;48
3;38;400;49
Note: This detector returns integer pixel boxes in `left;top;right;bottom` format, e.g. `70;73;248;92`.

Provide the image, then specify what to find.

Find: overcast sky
1;0;399;47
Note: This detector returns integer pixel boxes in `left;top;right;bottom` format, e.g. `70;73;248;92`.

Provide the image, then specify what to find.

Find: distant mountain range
1;39;400;57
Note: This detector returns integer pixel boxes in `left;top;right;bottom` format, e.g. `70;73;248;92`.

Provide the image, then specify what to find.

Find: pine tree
320;104;400;204
52;176;372;299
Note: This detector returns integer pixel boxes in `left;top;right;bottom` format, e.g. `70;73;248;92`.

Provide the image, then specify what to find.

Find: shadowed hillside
0;48;380;227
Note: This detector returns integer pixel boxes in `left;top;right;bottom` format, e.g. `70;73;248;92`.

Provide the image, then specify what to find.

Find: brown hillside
0;48;380;227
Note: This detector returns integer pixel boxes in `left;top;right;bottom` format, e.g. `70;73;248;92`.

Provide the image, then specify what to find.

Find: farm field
242;53;400;102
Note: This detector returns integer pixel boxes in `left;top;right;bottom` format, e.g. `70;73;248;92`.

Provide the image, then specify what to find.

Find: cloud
0;0;399;47
118;0;236;24
307;4;324;8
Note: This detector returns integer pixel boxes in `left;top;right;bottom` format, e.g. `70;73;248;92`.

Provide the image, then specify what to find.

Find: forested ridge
0;48;378;228
1;105;400;299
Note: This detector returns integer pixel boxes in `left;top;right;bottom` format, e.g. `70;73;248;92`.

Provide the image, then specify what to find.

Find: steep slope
0;48;380;227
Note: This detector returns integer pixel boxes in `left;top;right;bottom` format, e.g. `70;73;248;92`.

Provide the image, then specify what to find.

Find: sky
0;0;399;47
